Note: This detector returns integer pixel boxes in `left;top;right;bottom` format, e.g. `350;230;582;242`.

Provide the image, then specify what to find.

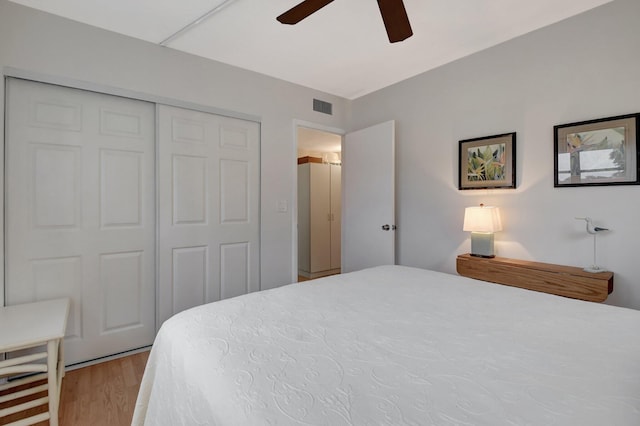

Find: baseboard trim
66;345;152;371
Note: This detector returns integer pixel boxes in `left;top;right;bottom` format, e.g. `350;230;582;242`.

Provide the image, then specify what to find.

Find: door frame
1;67;261;313
290;120;345;283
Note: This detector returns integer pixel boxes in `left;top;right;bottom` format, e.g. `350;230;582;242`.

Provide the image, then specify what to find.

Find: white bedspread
133;265;640;425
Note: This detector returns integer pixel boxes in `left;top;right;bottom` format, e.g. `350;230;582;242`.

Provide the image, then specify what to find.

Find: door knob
382;224;390;231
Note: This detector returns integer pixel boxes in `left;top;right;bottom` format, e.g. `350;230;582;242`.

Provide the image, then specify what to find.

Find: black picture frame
458;132;516;190
554;113;640;187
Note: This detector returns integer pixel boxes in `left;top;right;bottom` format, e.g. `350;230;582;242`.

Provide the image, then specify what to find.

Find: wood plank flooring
0;350;149;426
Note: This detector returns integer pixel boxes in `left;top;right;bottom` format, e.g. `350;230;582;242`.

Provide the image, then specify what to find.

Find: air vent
313;98;332;115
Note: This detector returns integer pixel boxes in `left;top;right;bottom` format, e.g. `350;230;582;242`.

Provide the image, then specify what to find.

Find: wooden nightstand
456;253;613;302
0;298;70;426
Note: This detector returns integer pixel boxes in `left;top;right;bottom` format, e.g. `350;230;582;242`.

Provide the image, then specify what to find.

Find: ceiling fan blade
377;0;413;43
277;0;335;25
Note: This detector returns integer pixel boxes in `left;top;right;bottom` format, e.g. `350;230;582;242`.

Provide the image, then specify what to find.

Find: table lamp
463;204;503;258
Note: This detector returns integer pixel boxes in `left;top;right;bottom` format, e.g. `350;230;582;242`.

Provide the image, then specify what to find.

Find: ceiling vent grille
313;98;332;115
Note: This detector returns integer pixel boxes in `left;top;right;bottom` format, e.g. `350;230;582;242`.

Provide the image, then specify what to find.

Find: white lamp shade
463;206;503;233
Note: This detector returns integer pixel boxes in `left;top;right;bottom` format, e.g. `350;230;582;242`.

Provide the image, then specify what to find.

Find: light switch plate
277;200;288;213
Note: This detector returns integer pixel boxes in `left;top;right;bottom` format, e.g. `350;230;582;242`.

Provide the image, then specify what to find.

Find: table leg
47;339;60;426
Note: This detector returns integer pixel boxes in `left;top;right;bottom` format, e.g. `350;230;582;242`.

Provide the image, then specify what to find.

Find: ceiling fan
277;0;413;43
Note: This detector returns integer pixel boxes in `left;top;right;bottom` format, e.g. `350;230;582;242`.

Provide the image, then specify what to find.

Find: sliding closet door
157;105;260;326
5;78;156;365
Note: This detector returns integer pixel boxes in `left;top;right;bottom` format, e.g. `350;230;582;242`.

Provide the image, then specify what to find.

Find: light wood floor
298;273;339;282
1;350;149;426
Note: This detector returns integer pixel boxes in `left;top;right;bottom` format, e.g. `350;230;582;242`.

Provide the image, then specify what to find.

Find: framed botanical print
459;132;516;190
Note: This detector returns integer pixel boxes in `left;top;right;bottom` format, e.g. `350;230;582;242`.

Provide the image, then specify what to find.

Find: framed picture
459;132;516;190
554;113;640;187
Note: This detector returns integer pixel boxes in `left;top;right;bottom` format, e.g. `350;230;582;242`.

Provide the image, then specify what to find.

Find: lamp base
470;232;495;258
584;265;607;273
470;253;495;258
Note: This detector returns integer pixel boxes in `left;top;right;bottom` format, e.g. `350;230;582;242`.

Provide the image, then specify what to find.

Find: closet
4;78;260;365
298;158;341;278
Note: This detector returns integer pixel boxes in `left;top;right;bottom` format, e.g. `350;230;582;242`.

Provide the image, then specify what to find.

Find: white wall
0;0;349;305
350;0;640;309
4;0;640;311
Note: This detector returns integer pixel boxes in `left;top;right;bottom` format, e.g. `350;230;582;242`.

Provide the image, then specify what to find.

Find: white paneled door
342;121;395;272
157;105;260;326
5;78;156;364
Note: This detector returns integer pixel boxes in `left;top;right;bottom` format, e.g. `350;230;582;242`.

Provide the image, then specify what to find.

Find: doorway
296;126;342;282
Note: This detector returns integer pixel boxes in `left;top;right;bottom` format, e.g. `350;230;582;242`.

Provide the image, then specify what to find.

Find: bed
132;265;640;425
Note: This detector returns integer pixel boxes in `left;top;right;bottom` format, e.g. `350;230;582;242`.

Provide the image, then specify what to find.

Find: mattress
132;265;640;425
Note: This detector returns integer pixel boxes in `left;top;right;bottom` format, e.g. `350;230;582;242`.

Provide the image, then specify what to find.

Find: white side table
0;298;70;426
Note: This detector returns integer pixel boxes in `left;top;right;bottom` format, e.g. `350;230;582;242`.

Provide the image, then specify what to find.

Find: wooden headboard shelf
456;253;613;302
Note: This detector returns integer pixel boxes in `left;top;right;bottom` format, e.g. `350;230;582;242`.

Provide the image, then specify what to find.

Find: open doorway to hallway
296;126;342;282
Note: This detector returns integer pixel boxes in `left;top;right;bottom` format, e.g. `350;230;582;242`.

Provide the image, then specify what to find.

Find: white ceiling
298;127;342;154
9;0;613;99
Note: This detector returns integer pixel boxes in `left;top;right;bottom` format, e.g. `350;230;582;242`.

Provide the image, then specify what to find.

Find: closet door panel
173;155;208;224
216;116;260;302
101;150;143;227
220;159;250;223
172;246;208;314
220;242;249;300
158;105;260;325
5;78;156;365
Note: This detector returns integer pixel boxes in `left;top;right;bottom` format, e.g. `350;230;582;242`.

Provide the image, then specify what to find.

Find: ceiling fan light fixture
377;0;413;43
277;0;335;25
276;0;413;43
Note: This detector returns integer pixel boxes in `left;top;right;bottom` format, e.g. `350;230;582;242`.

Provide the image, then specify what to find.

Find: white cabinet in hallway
298;160;341;278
